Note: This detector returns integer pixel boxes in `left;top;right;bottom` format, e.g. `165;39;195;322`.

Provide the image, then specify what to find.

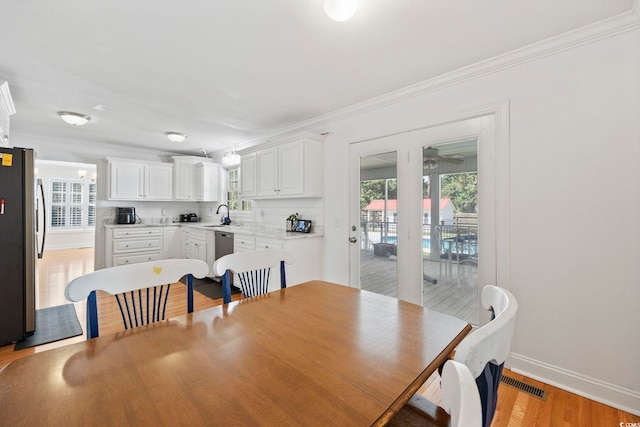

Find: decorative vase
286;219;298;232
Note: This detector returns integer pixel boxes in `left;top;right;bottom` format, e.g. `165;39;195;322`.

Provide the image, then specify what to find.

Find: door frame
348;101;510;326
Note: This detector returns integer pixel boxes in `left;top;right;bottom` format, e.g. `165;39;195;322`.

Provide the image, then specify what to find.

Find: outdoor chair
65;259;209;339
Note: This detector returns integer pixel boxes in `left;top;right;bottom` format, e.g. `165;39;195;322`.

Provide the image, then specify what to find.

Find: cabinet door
145;164;173;200
163;227;180;259
195;163;219;202
240;153;256;197
256;148;278;196
110;162;144;200
174;162;194;200
278;141;305;196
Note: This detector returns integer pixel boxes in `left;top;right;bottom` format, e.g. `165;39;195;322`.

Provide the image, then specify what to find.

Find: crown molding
241;3;640;146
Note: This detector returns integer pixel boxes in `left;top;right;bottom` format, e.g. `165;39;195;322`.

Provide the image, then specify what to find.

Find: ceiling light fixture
324;0;358;22
165;132;187;143
58;111;91;126
222;151;241;166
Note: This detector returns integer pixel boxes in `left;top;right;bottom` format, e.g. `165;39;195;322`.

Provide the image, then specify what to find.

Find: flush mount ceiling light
165;131;187;143
57;111;91;126
324;0;358;22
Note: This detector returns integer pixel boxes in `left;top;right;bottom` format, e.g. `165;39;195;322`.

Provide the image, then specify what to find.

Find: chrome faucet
215;204;231;225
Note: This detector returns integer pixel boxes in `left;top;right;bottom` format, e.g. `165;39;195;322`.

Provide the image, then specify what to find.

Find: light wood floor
1;248;638;426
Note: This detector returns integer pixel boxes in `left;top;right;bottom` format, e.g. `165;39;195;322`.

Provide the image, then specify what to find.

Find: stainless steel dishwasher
214;230;234;261
214;230;234;283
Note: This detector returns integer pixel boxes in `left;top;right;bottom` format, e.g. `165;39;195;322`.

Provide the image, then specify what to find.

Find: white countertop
105;222;322;239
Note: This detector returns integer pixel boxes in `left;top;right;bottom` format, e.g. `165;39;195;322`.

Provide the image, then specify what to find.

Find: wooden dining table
0;280;471;426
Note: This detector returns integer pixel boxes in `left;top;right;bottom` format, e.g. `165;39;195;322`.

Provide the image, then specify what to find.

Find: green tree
360;179;397;209
441;172;477;213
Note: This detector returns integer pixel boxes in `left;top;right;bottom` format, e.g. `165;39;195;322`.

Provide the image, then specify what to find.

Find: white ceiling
0;0;633;157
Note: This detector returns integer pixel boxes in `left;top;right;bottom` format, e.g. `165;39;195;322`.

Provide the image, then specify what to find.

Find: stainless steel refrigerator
0;147;44;345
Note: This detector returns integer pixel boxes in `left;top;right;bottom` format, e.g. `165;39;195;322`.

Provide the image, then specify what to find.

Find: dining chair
212;250;295;303
65;258;209;339
394;285;517;427
387;360;482;427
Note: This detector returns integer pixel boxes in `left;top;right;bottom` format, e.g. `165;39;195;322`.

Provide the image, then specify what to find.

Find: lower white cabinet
163;226;180;259
233;233;256;253
105;226;163;267
182;227;215;277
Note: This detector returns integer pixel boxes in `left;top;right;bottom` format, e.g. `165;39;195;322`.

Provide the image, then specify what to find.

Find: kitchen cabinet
107;159;173;201
252;138;323;199
240;153;256;197
105;226;163;267
163;226;180;259
172;156;220;201
0;80;15;147
173;158;195;200
182;227;215;277
233;233;256;253
194;162;219;201
233;233;322;293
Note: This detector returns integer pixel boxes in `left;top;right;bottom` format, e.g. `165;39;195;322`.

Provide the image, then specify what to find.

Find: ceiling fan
423;146;464;169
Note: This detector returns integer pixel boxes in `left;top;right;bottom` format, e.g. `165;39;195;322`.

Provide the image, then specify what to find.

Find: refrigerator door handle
37;179;46;259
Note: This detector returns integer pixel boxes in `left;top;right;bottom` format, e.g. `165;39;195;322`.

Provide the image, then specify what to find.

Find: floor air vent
501;375;548;400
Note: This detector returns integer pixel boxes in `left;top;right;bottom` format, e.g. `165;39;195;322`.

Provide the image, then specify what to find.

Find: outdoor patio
360;249;479;325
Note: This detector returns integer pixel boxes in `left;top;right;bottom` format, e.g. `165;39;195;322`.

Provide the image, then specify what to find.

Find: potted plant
286;213;299;232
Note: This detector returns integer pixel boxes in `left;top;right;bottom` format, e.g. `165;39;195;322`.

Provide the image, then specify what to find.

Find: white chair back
454;285;518;377
65;259;209;302
212;250;295;302
441;360;483;427
65;259;209;338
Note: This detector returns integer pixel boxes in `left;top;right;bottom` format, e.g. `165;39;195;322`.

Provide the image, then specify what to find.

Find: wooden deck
360;250;479;325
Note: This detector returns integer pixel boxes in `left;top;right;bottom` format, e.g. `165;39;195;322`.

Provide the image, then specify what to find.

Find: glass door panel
422;140;479;325
357;151;398;297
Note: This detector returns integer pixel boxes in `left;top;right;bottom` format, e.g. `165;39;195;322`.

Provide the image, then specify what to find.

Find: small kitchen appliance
180;213;198;222
116;207;136;224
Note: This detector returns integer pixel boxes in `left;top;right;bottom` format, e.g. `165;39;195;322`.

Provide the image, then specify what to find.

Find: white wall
321;27;640;413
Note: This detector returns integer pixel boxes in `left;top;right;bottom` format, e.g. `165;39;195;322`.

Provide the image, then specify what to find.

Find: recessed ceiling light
57;111;91;126
165;131;187;143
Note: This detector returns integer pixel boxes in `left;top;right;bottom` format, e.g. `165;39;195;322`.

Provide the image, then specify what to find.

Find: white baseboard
509;353;640;416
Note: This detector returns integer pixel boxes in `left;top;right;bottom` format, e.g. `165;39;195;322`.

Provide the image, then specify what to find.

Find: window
226;167;252;211
49;178;96;230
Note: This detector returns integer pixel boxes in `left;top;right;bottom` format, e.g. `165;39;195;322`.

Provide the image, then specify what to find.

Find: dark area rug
14;304;83;350
179;276;241;301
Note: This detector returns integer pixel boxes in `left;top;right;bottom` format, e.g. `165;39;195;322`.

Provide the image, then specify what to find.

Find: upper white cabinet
240;153;257;198
244;138;323;199
194;162;219;202
173;157;195;200
172;156;219;202
107;158;173;201
0;80;16;147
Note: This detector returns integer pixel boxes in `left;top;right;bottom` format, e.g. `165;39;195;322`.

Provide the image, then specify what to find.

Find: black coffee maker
116;207;136;224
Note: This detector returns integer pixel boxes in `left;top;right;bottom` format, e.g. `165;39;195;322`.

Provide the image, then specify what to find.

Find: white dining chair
388;360;482;427
65;258;209;339
212;250;295;303
393;285;517;427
